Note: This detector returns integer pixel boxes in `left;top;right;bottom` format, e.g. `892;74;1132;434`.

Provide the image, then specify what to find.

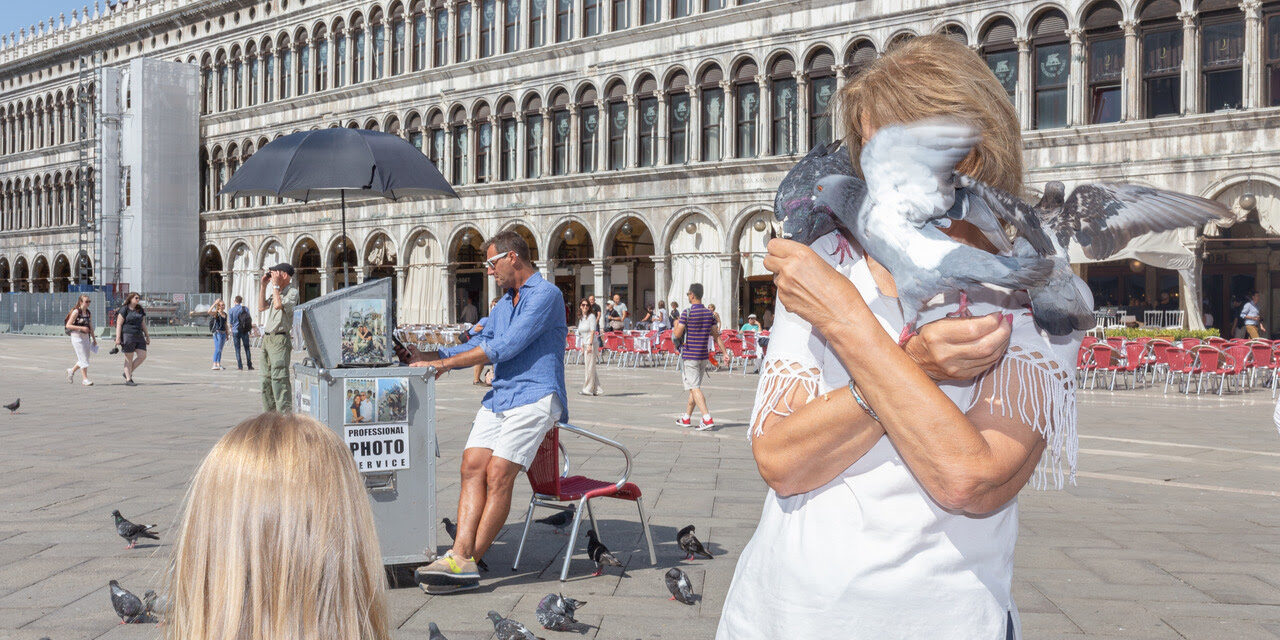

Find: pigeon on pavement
4;398;18;414
665;568;696;605
109;580;146;623
428;621;448;640
677;525;713;560
957;176;1231;335
585;529;623;577
439;518;488;572
535;505;577;534
112;510;159;549
535;593;586;631
143;589;170;623
812;119;1053;344
486;610;544;640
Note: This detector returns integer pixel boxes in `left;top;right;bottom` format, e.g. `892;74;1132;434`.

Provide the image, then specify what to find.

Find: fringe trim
964;352;1079;490
749;363;822;441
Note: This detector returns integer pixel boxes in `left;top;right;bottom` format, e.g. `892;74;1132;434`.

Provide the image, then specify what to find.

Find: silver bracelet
848;379;881;422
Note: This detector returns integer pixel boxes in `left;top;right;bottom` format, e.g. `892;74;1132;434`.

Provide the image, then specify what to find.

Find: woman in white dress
717;36;1079;640
577;299;602;395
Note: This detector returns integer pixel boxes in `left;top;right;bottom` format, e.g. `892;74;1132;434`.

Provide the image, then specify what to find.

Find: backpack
235;307;253;334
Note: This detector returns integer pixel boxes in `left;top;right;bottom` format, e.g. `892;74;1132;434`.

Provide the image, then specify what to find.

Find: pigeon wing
1050;183;1231;260
860;119;980;226
954;176;1056;256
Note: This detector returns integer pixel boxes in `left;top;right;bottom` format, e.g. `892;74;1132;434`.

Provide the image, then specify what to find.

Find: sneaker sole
415;570;481;585
420;580;480;594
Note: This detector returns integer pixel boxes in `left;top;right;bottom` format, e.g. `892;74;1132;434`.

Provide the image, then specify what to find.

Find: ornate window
769;54;797;156
504;0;520;52
612;0;629;31
231;50;243;109
556;0;572;42
1140;0;1182;118
475;102;492;183
806;49;836;147
704;0;724;10
412;2;427;70
202;58;213;113
450;107;468;185
314;28;329;92
428;110;446;167
391;4;407;75
636;75;658;167
549;91;571;175
641;0;659;25
667;71;690;164
457;2;472;63
1269;11;1280;106
1085;2;1124;124
981;18;1018;104
584;0;602;36
216;52;228;111
480;0;496;57
699;65;724;162
263;45;275;101
498;99;517;180
1201;0;1244;111
296;32;310;96
578;87;598;173
524;95;543;178
372;10;386;79
433;3;449;66
280;39;295;99
734;59;759;158
606;81;627;170
408;112;424;150
672;0;691;18
334;21;347;88
1032;11;1070;129
530;0;546;48
247;43;259;106
352;16;366;83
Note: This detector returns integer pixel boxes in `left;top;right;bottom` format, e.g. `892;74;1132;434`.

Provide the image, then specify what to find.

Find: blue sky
0;1;109;39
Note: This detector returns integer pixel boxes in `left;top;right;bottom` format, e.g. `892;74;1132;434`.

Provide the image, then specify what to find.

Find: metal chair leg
636;497;657;565
585;498;600;535
512;499;537;571
559;499;590;582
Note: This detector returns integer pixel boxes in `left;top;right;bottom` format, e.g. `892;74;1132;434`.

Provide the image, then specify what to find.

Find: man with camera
259;263;299;412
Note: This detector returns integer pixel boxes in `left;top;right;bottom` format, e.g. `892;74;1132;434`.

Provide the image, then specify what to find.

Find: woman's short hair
838;34;1024;196
167;413;389;640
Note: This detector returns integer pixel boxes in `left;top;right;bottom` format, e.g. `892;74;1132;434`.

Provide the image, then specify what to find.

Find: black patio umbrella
217;127;458;287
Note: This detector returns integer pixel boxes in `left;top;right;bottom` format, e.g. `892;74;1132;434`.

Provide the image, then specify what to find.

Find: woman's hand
763;238;861;332
903;313;1011;380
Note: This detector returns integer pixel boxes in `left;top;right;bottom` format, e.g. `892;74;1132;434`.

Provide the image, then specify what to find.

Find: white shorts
682;359;709;390
465;393;561;469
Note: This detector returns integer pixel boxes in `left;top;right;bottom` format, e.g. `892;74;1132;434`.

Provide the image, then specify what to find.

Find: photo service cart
293;278;437;567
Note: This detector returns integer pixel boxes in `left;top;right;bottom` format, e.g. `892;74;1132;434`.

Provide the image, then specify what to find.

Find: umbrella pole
341;189;350;289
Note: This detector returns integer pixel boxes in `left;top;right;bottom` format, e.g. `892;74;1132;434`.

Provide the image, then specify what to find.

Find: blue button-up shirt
440;271;568;420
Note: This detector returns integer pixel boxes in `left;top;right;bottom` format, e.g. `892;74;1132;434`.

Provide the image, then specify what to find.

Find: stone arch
448;224;488;322
327;233;360;289
731;204;778;326
1027;2;1078;31
31;254;50;293
401;227;447;324
199;244;224;294
498;221;541;262
52;253;72;292
0;256;9;292
664;208;727;312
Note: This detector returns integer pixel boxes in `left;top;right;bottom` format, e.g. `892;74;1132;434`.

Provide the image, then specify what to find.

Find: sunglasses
485;251;512;269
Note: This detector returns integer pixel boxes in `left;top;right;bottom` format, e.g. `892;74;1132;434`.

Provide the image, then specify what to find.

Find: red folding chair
511;424;656;581
1162;347;1195;394
1088;343;1124;390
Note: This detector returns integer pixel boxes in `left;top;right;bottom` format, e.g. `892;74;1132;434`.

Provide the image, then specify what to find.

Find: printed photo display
377;377;408;423
340;298;388;365
344;378;378;425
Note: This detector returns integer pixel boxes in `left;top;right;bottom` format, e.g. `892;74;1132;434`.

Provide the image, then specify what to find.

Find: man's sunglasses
485;251;513;269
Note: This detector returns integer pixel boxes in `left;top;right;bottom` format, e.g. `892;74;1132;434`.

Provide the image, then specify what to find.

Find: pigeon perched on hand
486;610;544;640
774;141;861;245
957;176;1231;334
535;593;586;631
109;580;145;623
676;525;713;560
4;398;18;414
439;518;488;571
428;621;448;640
112;510;159;549
143;589;170;623
535;505;576;534
585;529;623;577
665;568;696;605
812;119;1053;344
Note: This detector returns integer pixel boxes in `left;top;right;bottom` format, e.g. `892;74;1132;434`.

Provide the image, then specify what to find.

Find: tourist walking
228;295;254;370
1241;291;1266;339
208;299;229;370
673;283;729;430
259;262;299;412
577;299;602;395
407;230;567;592
114;292;150;386
64;294;96;386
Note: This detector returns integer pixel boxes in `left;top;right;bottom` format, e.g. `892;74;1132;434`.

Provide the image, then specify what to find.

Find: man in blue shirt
409;230;567;592
227;295;253;370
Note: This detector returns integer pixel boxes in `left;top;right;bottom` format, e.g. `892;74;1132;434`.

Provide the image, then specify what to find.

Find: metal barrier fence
0;291;222;334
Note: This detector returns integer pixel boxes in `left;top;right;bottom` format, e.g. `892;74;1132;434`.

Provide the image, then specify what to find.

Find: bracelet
848;379;881;422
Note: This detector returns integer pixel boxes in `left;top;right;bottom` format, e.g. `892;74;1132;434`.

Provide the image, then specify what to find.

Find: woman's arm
142;315;150;342
115;313;123;343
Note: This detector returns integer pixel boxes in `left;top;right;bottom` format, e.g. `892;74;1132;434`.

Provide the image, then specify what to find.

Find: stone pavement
0;334;1276;639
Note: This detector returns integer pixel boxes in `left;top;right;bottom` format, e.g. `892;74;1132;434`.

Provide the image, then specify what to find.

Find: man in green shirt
258;262;299;412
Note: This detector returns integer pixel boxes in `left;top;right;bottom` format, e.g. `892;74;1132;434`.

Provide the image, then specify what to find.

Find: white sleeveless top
716;232;1079;640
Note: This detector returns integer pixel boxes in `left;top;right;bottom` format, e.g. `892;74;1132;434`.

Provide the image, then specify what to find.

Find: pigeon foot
946;291;972;319
897;325;918;347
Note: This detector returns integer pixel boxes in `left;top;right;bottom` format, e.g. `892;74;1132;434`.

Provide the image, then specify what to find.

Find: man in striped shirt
673;282;730;430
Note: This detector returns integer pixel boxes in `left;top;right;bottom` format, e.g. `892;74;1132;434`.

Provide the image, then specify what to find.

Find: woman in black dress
114;293;150;385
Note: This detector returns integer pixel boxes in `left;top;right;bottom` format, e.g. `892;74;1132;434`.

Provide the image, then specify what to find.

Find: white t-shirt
359;398;375;422
1241;301;1261;326
576;314;596;342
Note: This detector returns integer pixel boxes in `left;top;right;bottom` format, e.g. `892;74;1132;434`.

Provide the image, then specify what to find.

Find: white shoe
212;365;219;370
66;368;75;384
81;379;93;386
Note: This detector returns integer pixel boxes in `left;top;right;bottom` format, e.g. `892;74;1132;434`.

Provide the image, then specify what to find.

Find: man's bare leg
685;392;697;417
470;456;524;561
691;388;710;417
451;447;492;559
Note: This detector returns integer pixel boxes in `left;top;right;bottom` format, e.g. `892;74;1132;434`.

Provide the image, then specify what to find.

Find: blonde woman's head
839;34;1024;196
167;413;389;640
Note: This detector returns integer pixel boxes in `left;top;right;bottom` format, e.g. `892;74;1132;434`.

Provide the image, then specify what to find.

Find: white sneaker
696;416;715;431
211;365;219;370
66;368;74;384
81;379;93;386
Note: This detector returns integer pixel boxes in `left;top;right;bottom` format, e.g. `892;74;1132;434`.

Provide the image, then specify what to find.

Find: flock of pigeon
107;510;168;624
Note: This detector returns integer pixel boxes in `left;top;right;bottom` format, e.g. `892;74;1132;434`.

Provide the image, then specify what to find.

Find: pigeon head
812;174;867;227
486;611;503;624
111;510;122;519
774;141;859;245
143;590;156;601
665;568;683;580
585;529;598;541
1040;181;1066;209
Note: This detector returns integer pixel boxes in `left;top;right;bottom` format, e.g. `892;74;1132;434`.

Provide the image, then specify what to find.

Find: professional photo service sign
342;377;411;472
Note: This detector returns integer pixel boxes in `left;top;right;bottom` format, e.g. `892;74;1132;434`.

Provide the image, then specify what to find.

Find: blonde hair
167;413;390;640
839;34;1024;195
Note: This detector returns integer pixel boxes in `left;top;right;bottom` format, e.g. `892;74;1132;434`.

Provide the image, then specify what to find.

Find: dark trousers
233;331;253;369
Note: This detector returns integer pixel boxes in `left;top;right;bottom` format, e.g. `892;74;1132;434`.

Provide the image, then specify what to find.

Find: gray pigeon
535;593;586;631
677;525;713;560
486;610;543;640
664;567;696;605
143;589;170;623
439;518;488;572
585;529;623;576
428;621;448;640
109;580;145;623
535;505;576;534
813;119;1053;343
774;141;861;245
956;176;1231;334
112;510;159;549
4;398;18;414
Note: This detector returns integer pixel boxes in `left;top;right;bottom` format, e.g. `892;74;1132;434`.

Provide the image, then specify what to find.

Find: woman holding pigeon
64;294;96;386
717;35;1079;640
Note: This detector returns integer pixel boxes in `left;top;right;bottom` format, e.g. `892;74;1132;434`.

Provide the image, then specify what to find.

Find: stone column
574;0;585;37
319;269;332;294
425;9;437;66
470;0;481;61
720;80;734;159
794;71;809;154
755;73;769;156
832;65;847;138
568;104;580;173
539;106;552;176
654;89;668;165
446;0;458;65
1121;19;1139;120
488;115;500;181
1180;10;1199;114
689;88;701;163
220;271;231;296
357;267;368;284
1243;0;1263;109
625;94;639;168
653;255;667;309
1067;28;1085;126
539;259;553;280
325;33;335;90
591;258;606;303
719;254;736;327
466;117;477;183
519;0;531;48
595;99;608;170
1015;37;1032;130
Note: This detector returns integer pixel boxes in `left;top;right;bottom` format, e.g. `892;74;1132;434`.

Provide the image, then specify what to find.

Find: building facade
0;0;1278;332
